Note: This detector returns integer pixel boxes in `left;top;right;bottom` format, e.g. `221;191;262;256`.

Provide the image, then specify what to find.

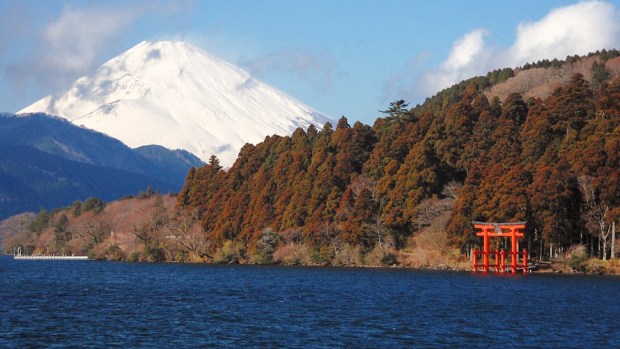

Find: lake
0;256;618;348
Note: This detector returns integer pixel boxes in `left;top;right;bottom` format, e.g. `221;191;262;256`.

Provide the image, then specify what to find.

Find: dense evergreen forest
177;71;618;262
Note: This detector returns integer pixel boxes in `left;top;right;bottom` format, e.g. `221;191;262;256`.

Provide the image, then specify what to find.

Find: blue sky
1;0;619;125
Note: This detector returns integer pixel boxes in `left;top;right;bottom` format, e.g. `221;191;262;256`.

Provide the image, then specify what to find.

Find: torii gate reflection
472;221;528;273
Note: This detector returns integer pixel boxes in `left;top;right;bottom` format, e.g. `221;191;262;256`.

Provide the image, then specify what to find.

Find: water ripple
1;258;619;348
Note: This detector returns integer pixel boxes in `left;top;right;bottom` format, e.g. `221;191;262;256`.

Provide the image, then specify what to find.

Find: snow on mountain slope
19;41;332;167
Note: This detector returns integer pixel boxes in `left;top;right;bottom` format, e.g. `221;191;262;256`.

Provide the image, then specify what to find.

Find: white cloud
422;29;491;96
4;1;192;93
442;29;490;72
508;0;619;66
412;0;620;100
41;5;137;74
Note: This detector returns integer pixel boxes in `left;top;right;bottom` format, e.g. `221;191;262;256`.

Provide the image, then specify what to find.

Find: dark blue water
1;256;618;348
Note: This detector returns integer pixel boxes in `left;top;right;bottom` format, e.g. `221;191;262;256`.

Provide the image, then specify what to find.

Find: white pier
13;247;89;260
13;255;89;260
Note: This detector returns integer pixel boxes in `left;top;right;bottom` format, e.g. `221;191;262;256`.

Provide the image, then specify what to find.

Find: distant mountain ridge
0;113;203;220
0;145;178;220
0;113;202;184
19;40;332;167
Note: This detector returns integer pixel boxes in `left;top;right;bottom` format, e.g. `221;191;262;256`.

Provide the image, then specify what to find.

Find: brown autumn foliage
2;51;619;270
486;55;620;102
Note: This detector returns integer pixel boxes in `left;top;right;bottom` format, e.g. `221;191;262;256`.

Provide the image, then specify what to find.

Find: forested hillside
178;70;618;262
3;52;618;270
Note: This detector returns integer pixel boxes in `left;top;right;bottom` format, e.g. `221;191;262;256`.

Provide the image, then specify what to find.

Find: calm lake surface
0;256;618;348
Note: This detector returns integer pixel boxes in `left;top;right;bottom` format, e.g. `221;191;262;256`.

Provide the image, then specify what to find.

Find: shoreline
3;253;618;275
98;256;620;276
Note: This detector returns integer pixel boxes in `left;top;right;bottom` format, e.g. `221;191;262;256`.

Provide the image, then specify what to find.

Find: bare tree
318;220;343;257
132;222;154;246
413;197;454;231
441;181;463;201
363;212;394;255
132;198;170;247
173;208;211;258
72;220;109;252
579;176;612;260
350;175;377;200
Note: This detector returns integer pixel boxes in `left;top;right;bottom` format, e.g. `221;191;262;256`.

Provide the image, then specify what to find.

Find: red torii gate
472;221;528;273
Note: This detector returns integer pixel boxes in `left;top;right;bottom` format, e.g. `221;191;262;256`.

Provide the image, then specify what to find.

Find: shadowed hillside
0;113;203;219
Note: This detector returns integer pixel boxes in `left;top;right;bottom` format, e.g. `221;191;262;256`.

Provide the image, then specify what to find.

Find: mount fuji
19;41;332;167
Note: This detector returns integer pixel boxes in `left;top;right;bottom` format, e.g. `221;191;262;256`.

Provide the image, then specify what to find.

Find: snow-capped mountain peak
19;40;332;166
